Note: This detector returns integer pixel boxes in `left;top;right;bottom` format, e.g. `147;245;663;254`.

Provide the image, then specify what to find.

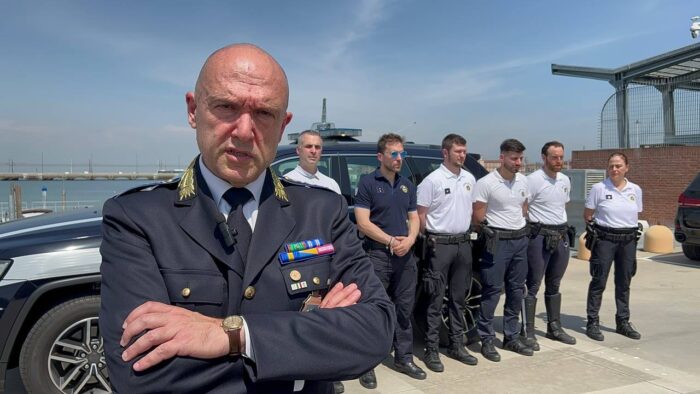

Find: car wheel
682;243;700;261
413;274;482;347
19;295;110;394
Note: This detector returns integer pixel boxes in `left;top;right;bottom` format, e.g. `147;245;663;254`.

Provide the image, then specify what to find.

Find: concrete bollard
577;233;591;260
644;225;674;253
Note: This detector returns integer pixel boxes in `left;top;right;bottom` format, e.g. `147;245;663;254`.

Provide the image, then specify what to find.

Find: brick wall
571;146;700;227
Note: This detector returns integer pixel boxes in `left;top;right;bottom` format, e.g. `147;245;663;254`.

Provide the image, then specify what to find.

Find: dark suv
0;141;487;393
675;171;700;261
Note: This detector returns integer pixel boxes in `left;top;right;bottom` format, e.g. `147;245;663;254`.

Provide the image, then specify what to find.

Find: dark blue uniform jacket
99;158;394;393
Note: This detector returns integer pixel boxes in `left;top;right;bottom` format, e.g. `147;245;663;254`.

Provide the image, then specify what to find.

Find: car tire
19;295;110;394
413;273;482;347
682;243;700;261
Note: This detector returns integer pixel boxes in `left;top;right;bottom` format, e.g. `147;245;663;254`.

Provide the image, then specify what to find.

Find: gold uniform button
312;276;321;285
244;286;256;299
289;270;301;282
181;287;191;298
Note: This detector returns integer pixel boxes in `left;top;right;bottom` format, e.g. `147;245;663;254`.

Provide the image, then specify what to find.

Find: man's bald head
185;43;293;187
194;44;289;110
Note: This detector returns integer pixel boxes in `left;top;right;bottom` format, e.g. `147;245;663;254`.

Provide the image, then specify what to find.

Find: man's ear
185;92;197;129
277;112;293;142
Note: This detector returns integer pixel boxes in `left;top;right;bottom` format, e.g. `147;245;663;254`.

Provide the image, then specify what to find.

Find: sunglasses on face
387;151;408;159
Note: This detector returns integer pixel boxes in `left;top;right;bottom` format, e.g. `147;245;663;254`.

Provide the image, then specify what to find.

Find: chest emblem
520;190;525;197
377;186;384;193
629;195;636;201
444;187;451;195
563;187;568;194
400;185;408;193
606;194;613;200
465;183;471;191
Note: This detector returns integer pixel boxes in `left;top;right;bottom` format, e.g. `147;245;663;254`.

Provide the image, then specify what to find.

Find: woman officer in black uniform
583;152;642;341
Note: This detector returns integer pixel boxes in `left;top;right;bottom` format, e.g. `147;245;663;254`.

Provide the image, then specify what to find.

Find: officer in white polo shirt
584;152;643;342
284;130;341;194
417;134;478;372
523;141;577;351
472;139;533;362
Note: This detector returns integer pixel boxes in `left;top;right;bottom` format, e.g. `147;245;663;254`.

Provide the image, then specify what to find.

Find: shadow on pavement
646;252;700;268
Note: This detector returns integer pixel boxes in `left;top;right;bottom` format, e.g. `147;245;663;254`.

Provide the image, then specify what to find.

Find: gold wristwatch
221;315;243;356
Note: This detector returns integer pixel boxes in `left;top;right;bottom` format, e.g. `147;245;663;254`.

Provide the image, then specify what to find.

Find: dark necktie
222;187;253;261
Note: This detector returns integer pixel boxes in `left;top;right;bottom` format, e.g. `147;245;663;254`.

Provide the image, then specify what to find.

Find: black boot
503;336;534;356
447;341;478;366
616;317;641;340
423;346;444;372
544;293;576;345
358;369;377;389
586;317;604;341
480;338;501;362
521;296;540;351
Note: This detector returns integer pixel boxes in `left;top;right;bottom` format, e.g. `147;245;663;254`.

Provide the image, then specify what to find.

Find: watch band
226;329;241;356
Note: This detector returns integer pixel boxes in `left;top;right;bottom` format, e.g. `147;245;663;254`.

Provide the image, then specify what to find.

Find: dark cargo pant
368;248;417;363
424;240;471;347
477;237;528;340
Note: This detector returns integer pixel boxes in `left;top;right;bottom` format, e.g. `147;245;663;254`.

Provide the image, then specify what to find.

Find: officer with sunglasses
354;133;426;389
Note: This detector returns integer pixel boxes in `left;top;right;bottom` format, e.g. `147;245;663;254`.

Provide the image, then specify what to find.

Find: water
0;179;157;214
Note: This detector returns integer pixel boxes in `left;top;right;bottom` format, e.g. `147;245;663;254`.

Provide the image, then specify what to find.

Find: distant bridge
0;172;181;181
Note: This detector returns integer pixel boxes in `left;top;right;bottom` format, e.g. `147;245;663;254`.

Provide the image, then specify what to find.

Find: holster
584;221;597;251
636;223;643;242
567;225;576;246
543;230;562;251
481;224;498;255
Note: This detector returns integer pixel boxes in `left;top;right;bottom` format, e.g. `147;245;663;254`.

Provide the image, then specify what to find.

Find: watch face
223;315;243;330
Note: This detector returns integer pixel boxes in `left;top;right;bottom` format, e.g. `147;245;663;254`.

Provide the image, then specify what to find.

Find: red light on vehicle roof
679;193;700;207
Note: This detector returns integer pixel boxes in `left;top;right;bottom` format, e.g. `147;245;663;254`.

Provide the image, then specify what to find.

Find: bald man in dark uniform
99;44;394;394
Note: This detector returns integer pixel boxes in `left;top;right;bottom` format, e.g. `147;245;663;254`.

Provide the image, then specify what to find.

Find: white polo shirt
585;178;642;228
417;164;476;234
284;165;341;194
474;169;529;230
527;168;570;225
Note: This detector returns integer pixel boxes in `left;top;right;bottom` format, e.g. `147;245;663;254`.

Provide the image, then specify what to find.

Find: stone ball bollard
644;225;674;253
577;233;591;260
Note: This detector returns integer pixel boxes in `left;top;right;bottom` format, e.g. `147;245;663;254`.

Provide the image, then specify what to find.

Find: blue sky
1;0;697;170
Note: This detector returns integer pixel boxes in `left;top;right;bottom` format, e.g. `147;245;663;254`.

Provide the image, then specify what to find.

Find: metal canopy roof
552;42;700;90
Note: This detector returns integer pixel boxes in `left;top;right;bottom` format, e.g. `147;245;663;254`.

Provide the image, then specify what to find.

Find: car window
688;172;700;192
409;157;442;185
271;156;334;178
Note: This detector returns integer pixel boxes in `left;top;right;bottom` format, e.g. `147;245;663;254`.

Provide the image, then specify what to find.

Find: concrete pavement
342;250;700;393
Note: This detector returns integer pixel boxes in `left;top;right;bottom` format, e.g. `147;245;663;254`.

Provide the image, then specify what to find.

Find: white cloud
319;0;391;70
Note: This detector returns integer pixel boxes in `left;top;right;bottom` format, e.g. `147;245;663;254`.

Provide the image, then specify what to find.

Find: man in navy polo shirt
354;133;425;389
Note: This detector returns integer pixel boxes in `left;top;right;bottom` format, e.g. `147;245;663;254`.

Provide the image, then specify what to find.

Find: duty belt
482;225;530;255
594;224;637;243
531;223;569;251
426;231;470;245
492;226;531;240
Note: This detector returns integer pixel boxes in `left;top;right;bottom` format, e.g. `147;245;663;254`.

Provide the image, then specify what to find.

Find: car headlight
0;260;12;280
